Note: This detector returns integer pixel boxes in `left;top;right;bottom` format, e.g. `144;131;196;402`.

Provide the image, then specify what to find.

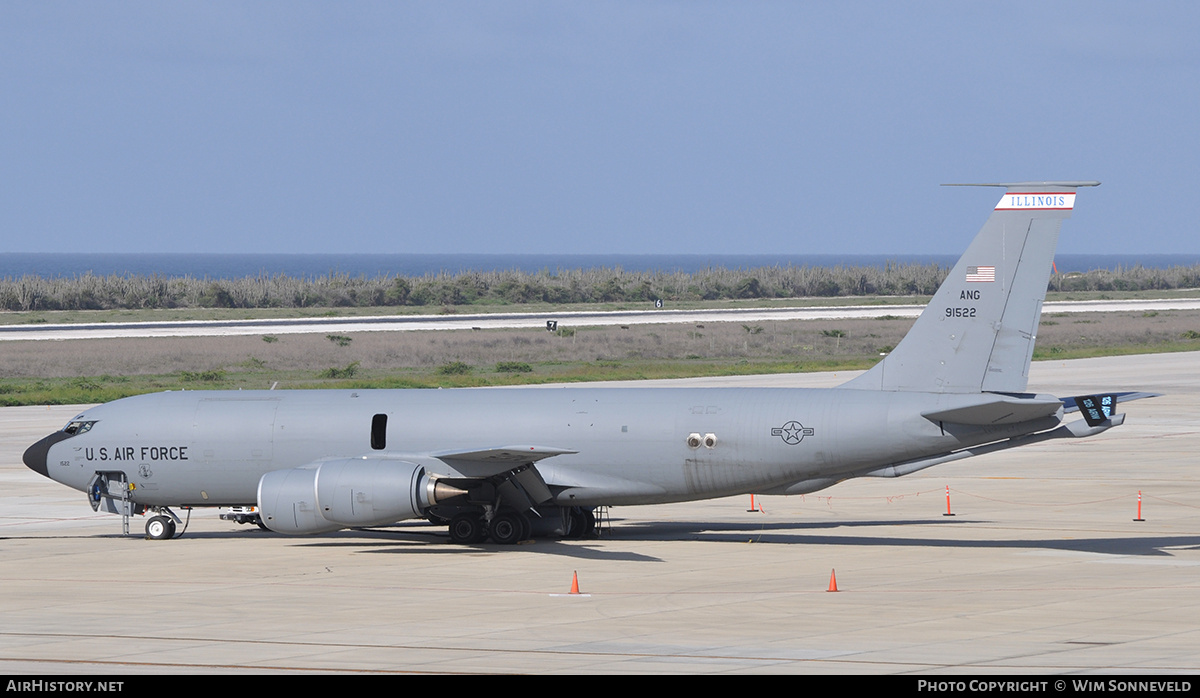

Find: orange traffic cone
570;571;581;595
827;569;839;592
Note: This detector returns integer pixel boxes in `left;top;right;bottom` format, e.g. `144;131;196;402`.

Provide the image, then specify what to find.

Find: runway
3;297;1200;340
2;351;1199;674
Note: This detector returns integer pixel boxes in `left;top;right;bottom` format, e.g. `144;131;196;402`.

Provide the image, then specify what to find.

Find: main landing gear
488;512;530;545
426;468;599;545
568;507;597;539
442;506;597;545
448;512;489;544
446;511;532;545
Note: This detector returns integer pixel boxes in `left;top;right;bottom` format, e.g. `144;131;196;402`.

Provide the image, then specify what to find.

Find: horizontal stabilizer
1061;391;1159;421
922;394;1062;426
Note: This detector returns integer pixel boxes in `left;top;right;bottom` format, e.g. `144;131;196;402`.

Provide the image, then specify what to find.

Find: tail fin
843;181;1099;393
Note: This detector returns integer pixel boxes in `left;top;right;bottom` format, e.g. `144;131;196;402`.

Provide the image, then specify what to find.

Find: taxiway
2;351;1198;673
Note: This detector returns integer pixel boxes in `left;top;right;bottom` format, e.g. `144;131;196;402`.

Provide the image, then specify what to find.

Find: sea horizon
2;252;1199;280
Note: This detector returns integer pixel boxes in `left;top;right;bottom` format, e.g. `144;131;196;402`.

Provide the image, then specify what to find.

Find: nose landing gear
145;515;176;540
143;507;184;540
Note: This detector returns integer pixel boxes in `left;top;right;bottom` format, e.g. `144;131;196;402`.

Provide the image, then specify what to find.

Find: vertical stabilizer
843;181;1099;394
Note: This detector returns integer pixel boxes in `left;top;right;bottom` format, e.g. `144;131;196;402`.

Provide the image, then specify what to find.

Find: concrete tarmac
2;352;1199;674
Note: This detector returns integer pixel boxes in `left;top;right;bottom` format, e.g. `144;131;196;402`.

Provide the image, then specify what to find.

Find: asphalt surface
2;351;1198;674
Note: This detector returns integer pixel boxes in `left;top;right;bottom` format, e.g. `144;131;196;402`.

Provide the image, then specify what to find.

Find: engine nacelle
258;458;428;534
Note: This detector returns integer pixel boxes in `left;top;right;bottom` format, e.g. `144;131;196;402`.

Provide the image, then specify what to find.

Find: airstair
86;471;142;535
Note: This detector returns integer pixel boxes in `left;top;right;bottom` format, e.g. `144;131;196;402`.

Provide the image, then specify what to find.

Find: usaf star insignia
771;421;815;445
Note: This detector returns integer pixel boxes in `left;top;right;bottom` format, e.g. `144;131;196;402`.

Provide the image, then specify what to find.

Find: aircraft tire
145;516;175;540
448;513;486;545
568;508;596;539
489;512;526;545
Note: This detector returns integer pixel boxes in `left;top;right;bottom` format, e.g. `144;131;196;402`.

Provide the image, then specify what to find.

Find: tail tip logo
995;193;1076;211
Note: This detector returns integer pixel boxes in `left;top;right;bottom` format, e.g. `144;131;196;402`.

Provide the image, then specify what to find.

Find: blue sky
3;2;1197;255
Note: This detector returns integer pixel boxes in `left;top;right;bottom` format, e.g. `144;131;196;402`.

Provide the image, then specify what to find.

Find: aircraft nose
23;431;72;478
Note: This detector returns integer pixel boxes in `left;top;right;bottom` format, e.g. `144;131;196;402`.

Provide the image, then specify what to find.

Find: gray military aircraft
24;181;1148;543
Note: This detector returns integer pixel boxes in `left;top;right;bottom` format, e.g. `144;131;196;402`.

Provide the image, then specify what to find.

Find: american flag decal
966;265;995;282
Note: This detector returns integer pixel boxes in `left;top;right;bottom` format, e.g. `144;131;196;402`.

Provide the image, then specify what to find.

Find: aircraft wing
430;445;577;478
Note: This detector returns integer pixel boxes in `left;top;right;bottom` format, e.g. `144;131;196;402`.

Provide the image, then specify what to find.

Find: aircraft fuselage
31;386;1057;509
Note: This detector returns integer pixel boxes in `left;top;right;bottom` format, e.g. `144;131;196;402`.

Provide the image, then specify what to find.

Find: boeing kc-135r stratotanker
24;182;1154;543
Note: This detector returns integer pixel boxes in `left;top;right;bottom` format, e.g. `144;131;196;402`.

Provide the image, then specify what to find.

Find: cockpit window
64;420;97;435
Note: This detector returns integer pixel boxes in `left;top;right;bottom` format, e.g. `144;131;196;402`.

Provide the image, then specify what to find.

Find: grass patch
180;370;226;382
0;376;163;406
319;362;360;379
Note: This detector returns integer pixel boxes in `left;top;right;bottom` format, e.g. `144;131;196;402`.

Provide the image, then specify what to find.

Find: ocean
1;253;1198;280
